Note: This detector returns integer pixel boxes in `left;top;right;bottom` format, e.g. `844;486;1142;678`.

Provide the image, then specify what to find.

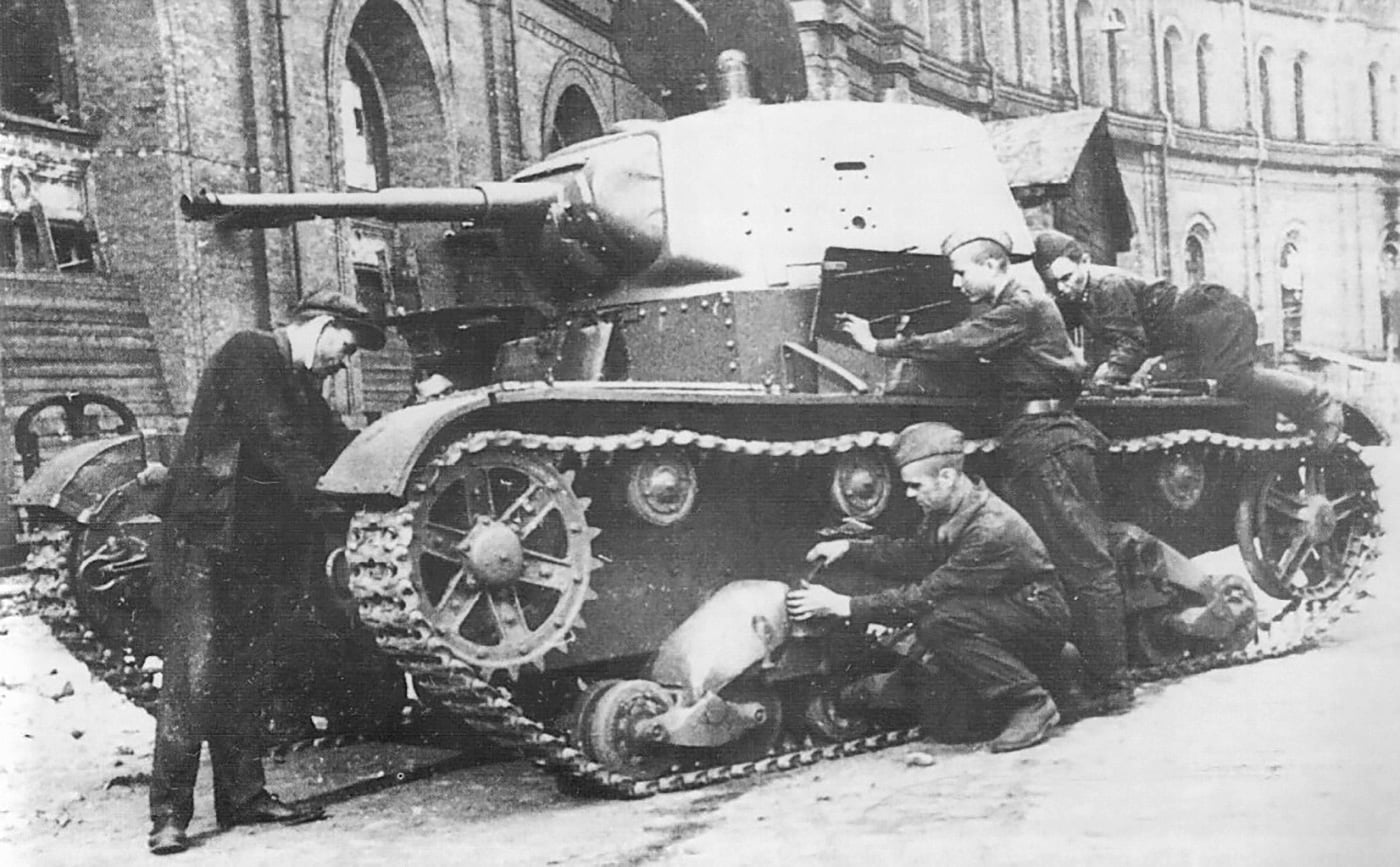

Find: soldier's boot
989;689;1059;754
1309;395;1346;451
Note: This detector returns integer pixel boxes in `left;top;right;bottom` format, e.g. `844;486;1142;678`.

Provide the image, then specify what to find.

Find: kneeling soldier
787;422;1071;753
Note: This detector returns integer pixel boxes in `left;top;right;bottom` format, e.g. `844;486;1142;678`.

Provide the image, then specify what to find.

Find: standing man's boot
149;820;189;855
990;690;1060;753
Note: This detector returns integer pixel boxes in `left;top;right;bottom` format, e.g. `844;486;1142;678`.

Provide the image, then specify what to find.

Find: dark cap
891;422;965;468
1032;230;1086;275
939;227;1032;264
291;290;386;351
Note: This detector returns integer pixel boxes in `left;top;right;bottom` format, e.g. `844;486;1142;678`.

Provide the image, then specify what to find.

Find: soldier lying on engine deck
786;422;1071;753
1033;230;1345;450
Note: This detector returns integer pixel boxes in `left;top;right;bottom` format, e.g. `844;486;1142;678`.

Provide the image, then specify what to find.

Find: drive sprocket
348;447;601;678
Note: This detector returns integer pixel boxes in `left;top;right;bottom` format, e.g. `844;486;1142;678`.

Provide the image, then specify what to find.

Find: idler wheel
572;679;675;778
406;451;599;675
1236;448;1379;602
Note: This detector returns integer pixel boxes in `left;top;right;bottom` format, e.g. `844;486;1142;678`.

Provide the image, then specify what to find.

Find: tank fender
317;388;497;498
1341;400;1389;447
13;434;148;520
648;579;791;704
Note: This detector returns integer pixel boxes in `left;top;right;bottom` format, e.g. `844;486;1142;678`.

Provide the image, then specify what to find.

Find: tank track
16;519;401;757
18;521;161;714
346;428;1383;798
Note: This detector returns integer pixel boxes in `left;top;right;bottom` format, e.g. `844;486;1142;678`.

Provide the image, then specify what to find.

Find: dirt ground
3;447;1399;866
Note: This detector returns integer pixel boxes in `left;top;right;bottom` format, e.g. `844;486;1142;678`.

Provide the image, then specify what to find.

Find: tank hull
330;384;1273;671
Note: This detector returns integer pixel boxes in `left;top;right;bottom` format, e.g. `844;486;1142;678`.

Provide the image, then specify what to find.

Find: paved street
3;447;1398;866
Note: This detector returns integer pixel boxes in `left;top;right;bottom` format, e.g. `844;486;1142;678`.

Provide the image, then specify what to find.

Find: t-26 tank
174;49;1384;795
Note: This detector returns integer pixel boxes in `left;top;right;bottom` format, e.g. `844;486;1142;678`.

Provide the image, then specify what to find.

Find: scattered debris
39;677;75;702
106;771;152;790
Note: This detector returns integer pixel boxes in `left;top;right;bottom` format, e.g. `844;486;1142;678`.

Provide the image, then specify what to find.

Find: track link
345;428;1383;798
17;518;161;714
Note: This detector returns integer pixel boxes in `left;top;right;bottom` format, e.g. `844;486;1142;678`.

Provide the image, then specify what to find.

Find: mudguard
317;387;497;498
15;434;148;521
648;579;792;703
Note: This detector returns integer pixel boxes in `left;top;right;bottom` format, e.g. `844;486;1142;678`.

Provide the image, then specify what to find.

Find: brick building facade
798;0;1400;358
0;0;1397;562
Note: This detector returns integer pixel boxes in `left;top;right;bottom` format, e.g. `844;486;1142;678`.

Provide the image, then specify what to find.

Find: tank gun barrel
179;182;560;229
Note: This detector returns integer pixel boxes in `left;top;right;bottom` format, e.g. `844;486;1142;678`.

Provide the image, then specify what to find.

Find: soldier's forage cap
291;290;386;351
892;422;965;468
939;228;1032;264
1032;230;1086;274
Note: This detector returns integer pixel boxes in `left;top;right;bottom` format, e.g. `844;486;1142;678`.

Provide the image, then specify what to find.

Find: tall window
1293;57;1306;141
0;0;79;125
1075;1;1098;104
1185;233;1206;288
1011;0;1025;86
1279;238;1304;349
1258;52;1274;137
1162;28;1178;120
1370;64;1383;142
1196;36;1212;128
342;42;388;191
1383;237;1400;359
1106;9;1125;110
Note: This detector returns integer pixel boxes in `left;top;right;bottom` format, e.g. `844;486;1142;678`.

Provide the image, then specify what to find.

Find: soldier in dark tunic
787;422;1070;753
836;229;1133;719
147;291;387;855
1034;229;1344;448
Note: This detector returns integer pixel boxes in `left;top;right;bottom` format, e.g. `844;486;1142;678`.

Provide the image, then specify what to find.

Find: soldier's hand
786;584;852;621
836;314;878;354
1130;355;1163;389
806;540;851;564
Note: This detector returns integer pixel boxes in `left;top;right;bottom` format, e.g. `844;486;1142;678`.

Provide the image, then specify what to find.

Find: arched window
546;85;602;154
342;42;389;191
1369;63;1383;142
1258;51;1274;137
1106;9;1126;110
1279;237;1304;349
1292;56;1306;141
0;0;79;125
1162;27;1179;121
1196;36;1212;128
1185;233;1206;288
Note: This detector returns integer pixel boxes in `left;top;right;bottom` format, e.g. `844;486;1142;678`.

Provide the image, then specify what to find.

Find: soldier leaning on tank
1033;230;1345;449
787;422;1071;753
147;291;390;855
836;229;1134;718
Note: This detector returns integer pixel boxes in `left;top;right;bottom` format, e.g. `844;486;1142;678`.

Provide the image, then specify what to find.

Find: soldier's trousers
1001;444;1130;694
1230;367;1334;429
914;581;1071;704
150;544;267;829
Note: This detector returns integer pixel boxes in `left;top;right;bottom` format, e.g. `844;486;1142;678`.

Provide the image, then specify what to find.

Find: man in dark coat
148;291;387;855
836;229;1132;718
787;422;1071;753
